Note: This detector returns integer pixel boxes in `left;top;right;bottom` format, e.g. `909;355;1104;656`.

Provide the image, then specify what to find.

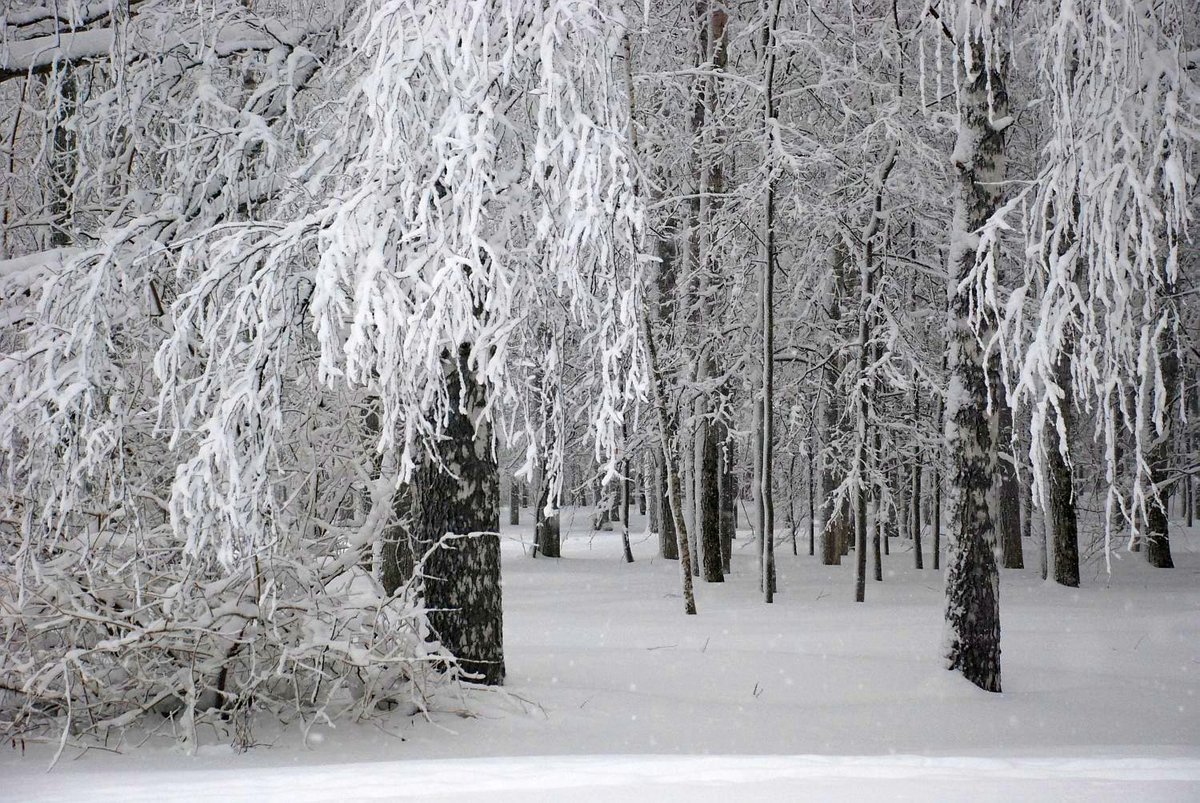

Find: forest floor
6;508;1200;801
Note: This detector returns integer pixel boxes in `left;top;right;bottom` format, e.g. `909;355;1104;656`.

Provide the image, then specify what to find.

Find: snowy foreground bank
6;509;1200;801
11;754;1200;802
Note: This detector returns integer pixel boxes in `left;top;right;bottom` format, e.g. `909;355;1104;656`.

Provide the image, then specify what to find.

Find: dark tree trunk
911;372;924;569
932;466;941;572
995;391;1023;569
48;70;77;249
808;448;816;556
718;435;735;574
413;348;504;685
648;455;661;534
700;419;723;582
912;463;923;569
621;462;635;564
820;246;846;568
534;471;561;559
872;492;883;582
943;32;1005;693
658;450;679;560
787;453;799;556
509;479;520;526
1145;303;1179;569
1046;354;1080;587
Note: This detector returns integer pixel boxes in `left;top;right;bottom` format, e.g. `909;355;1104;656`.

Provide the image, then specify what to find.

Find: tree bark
639;306;697;614
658;450;679;560
700;418;723;581
718;435;735;574
942;30;1005;693
509;479;521;526
535;470;561;559
759;0;781;603
1046;352;1080;587
995;389;1023;569
1144;298;1179;569
413;347;504;686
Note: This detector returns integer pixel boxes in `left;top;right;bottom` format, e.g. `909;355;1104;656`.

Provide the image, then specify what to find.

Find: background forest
1;0;1198;758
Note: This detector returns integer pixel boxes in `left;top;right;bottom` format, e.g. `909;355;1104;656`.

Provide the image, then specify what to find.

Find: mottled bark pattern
413;348;504;685
943;35;1004;694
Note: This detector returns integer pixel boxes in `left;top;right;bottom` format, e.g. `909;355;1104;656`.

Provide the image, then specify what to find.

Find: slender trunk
855;143;896;600
871;491;883;582
820;248;846;567
788;454;799;556
718;435;735;573
639;306;697;614
509;479;520;526
638;469;647;516
621;462;634;564
808;448;816;556
658;450;679;560
932;466;942;572
995;389;1023;569
912;462;924;569
911;374;924;569
48;70;77;249
648;452;661;534
760;0;781;603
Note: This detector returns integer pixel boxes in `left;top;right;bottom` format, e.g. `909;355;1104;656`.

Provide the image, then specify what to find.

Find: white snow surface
5;508;1199;801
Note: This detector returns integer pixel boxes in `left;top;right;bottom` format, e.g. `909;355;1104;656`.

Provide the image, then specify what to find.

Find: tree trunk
658;450;679;560
413;347;504;685
912;462;923;570
648;452;661;534
621;460;635;564
1046;353;1080;587
509;479;520;526
820;242;849;568
808;448;816;556
639;306;697;614
700;418;723;581
718;434;735;574
638;469;647;516
942;30;1005;694
535;466;561;559
932;466;942;572
759;0;780;603
1144;295;1179;569
995;391;1023;569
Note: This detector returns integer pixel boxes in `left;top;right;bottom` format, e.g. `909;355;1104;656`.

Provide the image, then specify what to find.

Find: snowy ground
6;508;1200;800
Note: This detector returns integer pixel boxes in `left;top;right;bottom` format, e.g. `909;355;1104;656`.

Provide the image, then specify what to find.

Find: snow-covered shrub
1;0;646;748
